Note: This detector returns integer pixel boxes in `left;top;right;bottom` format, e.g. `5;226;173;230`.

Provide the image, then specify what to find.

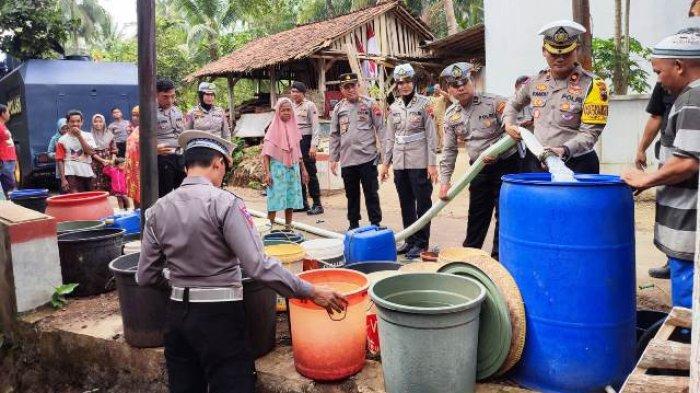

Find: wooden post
572;0;593;71
226;76;238;131
136;0;158;223
317;58;326;116
269;67;278;108
691;167;700;392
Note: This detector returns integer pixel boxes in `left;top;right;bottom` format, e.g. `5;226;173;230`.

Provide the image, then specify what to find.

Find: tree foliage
0;0;77;60
592;36;652;95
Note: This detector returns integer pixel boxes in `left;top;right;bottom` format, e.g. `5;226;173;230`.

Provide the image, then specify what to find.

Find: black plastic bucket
9;188;49;213
58;228;125;296
109;253;169;348
243;276;277;358
345;261;400;274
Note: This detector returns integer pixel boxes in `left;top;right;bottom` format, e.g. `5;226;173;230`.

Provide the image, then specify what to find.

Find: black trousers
464;154;519;260
116;141;127;158
158;153;186;198
300;135;321;207
394;168;433;248
165;299;255;393
522;150;600;174
341;160;382;228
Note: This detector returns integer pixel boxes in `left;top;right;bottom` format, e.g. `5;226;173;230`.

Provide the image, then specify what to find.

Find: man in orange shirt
0;104;17;197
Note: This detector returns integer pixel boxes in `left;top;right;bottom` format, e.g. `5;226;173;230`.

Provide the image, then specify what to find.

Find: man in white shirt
56;110;96;193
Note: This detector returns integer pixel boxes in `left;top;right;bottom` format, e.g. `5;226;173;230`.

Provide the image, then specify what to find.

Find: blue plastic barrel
499;173;636;393
9;188;49;213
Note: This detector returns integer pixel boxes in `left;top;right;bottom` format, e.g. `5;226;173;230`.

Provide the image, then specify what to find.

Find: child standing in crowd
103;157;129;210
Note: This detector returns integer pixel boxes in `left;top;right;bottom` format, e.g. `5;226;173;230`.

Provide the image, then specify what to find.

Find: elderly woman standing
90;114;117;191
262;98;308;229
125;106;141;207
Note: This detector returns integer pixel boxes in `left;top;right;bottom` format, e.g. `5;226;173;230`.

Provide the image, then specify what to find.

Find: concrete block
0;201;62;335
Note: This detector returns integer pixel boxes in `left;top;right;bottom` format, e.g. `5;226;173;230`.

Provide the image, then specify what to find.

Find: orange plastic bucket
45;191;113;222
289;269;369;381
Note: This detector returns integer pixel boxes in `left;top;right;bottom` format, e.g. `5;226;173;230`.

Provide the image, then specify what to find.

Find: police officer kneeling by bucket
136;130;347;393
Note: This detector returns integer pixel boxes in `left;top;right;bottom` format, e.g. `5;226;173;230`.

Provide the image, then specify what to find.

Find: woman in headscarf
125;106;140;207
48;118;70;191
262;98;308;229
90;113;117;192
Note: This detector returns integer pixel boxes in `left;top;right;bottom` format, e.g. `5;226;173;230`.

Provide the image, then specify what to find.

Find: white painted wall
483;0;690;96
598;95;654;175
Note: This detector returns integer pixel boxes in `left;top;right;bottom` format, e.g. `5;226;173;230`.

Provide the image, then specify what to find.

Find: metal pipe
137;0;158;228
247;208;344;239
394;135;517;243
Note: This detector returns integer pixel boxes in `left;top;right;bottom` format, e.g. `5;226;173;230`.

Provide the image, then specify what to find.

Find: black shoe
649;263;670;279
294;206;309;213
348;223;360;232
405;245;425;260
396;242;413;255
307;205;324;215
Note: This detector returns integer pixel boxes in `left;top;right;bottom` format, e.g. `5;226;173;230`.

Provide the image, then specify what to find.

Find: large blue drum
500;173;636;392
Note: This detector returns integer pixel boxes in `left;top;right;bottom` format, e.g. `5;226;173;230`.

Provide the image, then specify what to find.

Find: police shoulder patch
581;78;609;125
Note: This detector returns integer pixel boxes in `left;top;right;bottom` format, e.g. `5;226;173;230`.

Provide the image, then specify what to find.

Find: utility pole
572;0;593;71
137;0;158;225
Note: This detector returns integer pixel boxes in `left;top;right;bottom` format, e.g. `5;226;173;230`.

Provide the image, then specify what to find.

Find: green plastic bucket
57;220;106;235
370;273;486;393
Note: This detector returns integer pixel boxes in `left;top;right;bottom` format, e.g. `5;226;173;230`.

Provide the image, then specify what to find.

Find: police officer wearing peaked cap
439;62;517;260
185;82;231;140
380;63;438;259
137;130;346;393
503;20;609;174
329;72;385;230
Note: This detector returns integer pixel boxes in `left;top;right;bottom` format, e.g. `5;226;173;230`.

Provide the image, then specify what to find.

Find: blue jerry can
343;225;397;264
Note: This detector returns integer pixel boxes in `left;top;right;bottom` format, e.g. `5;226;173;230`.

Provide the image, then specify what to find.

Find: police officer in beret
439;62;517;260
137;130;347;393
330;73;385;230
380;64;438;259
503;20;609;174
185;82;231;140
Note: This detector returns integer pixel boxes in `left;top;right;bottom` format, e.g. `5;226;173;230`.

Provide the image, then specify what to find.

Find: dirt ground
230;147;671;311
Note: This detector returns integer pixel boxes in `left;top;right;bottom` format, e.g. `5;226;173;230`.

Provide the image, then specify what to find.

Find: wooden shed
187;1;437;118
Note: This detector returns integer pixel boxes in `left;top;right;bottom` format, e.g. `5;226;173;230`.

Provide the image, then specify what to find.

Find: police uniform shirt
293;99;321;148
440;94;514;183
136;176;313;298
383;93;437;170
157;106;185;148
107;119;130;144
503;64;609;157
185;104;231;140
329;96;385;167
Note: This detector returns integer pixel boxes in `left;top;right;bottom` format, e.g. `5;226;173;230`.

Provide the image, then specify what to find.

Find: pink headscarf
262;97;302;167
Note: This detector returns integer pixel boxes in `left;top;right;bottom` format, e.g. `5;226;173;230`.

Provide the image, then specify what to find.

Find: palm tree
172;0;238;60
58;0;111;54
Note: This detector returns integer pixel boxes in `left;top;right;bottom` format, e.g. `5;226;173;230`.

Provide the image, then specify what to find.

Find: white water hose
394;135;517;243
247;208;345;239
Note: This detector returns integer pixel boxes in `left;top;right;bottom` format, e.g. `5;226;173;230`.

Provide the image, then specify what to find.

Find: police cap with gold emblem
440;62;473;86
538;20;586;55
339;73;359;86
179;130;234;165
393;63;415;82
198;82;216;94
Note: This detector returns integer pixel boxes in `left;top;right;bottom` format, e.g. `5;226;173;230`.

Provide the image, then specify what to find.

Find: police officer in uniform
185;82;231;140
380;64;438;259
330;73;385;230
439;62;517;260
290;81;324;215
137;130;346;393
503;20;609;174
156;78;187;197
